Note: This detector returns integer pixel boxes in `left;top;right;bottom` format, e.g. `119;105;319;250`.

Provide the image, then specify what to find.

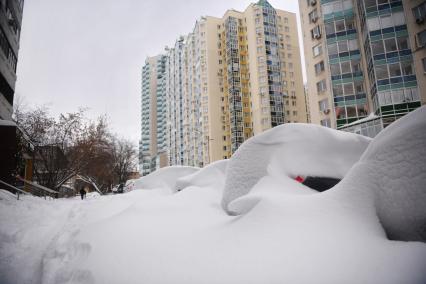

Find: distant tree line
13;104;137;193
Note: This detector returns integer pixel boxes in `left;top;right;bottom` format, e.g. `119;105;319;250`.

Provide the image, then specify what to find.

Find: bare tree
112;138;137;184
14;105;138;194
15;106;99;190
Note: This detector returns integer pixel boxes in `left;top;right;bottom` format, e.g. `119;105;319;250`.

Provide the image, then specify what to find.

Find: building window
311;25;321;39
330;63;340;76
319;99;329;112
309;9;318;23
343;83;354;95
389;63;401;77
335;19;345;32
384;38;397;52
397;36;409;50
307;0;317;7
0;28;17;72
314;61;325;75
401;61;413;76
413;2;426;24
341;61;351;74
371;40;385;55
312;43;322;57
320;118;331;128
416;30;426;48
316;79;327;93
325;22;335;35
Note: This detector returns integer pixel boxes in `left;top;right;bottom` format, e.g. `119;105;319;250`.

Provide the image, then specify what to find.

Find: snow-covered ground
1;107;425;284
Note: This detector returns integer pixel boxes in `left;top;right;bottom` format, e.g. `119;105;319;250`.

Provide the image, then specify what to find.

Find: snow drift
1;107;425;284
221;123;371;215
133;166;199;192
349;106;426;241
174;160;228;192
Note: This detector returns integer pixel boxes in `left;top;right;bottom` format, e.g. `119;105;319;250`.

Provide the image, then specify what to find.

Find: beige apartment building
299;0;335;128
173;17;224;167
143;0;307;170
214;3;307;157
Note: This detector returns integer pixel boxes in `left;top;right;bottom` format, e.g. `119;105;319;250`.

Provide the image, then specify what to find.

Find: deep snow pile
221;123;371;215
0;107;425;284
133;166;199;192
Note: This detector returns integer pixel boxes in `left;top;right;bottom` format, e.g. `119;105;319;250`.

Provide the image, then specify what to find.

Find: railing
0;179;29;200
15;176;58;199
0;177;58;200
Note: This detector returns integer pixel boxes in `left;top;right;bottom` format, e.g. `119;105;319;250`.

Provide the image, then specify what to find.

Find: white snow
133;165;199;193
0;107;425;284
221;123;371;215
0;119;16;127
342;112;379;127
174;159;228;192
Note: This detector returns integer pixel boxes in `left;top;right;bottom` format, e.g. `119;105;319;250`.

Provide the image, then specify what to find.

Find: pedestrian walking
80;188;86;200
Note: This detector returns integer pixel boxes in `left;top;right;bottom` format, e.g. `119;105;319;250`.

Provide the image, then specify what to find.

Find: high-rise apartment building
170;0;306;167
186;17;225;166
165;38;185;167
404;1;426;105
0;0;24;120
300;0;423;137
141;0;307;171
139;55;168;176
217;2;307;156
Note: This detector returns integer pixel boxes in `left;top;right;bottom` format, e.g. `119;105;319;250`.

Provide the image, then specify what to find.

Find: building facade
300;0;423;137
0;0;24;120
404;0;426;105
141;0;307;171
0;0;29;187
139;55;168;176
171;0;306;166
165;38;185;167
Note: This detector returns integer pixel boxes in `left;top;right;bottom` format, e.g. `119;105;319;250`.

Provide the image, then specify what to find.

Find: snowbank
347;106;426;241
222;123;371;215
0;119;16;127
124;179;136;192
1;108;425;284
174;160;228;192
133;166;199;192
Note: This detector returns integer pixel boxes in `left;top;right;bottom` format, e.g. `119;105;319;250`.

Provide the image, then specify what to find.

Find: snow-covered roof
0;119;17;127
340;113;380;128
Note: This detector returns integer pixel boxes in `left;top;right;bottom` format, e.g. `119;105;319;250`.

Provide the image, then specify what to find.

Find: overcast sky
15;0;303;145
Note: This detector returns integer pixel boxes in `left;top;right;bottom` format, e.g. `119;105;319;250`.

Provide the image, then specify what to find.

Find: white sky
15;0;305;145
